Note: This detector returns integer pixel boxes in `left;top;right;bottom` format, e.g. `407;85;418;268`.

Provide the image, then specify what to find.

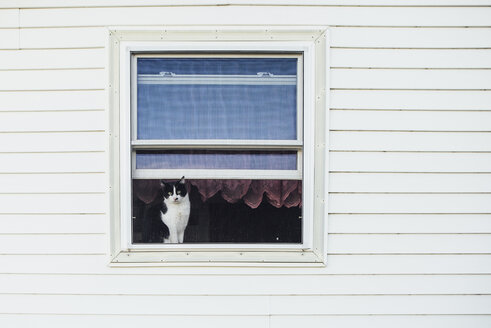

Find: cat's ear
160;179;166;188
178;176;185;184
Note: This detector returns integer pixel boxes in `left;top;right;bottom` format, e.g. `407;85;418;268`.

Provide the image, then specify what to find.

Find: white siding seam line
331;47;491;50
2;272;491;276
328;150;491;153
7;4;491;9
0;233;105;235
0;313;490;318
0;67;104;71
11;23;491;29
0;293;490;297
0;89;104;92
12;47;106;51
329;172;491;174
329;25;491;28
331;67;491;70
331;88;491;91
2;0;491;8
0;109;105;113
329;109;491;112
5;252;491;256
329;130;491;133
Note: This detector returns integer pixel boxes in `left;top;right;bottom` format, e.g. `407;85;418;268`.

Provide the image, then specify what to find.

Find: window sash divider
131;139;303;150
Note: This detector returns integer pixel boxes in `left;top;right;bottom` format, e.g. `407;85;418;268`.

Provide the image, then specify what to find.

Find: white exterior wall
0;1;490;326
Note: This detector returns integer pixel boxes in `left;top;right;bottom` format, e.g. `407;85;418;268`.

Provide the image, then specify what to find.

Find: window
109;28;329;265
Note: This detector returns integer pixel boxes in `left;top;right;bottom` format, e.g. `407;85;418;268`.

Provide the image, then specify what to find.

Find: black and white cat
160;177;190;243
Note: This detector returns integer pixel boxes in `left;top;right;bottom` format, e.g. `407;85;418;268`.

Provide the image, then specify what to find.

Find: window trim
109;27;329;267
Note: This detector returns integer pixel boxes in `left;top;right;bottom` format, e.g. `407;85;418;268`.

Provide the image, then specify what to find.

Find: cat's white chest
161;196;190;243
162;201;189;225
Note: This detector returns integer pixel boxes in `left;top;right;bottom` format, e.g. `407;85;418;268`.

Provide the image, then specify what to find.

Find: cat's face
161;178;188;204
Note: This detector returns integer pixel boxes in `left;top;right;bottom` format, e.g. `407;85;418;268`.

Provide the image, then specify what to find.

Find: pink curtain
133;179;302;209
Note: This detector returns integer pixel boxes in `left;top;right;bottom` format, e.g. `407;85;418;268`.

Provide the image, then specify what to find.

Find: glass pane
136;58;298;140
132;179;302;244
135;150;297;170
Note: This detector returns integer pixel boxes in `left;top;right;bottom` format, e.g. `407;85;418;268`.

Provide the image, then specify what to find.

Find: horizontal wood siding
17;7;491;27
0;1;490;327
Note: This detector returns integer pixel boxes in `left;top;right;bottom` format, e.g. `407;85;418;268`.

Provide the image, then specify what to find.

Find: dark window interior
132;184;302;244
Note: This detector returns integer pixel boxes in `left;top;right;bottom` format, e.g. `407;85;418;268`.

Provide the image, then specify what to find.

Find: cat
160;176;190;243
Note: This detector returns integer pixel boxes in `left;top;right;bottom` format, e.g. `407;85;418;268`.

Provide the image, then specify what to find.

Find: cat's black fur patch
132;187;169;243
161;177;188;202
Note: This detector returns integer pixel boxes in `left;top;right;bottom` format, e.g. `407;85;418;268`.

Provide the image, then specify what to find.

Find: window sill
110;249;326;267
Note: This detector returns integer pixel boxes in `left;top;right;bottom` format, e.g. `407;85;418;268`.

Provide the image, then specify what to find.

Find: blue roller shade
136;58;298;140
136;150;297;170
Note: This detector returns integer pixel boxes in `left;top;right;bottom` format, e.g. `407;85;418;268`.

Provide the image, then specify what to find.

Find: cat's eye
168;192;172;196
176;191;181;195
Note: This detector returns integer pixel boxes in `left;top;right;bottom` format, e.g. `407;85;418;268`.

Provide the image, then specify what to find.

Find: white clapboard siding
0;214;106;233
4;315;489;328
329;214;491;233
327;234;491;254
0;111;105;132
0;152;106;173
331;69;491;90
330;132;491;151
271;315;491;328
1;254;490;275
328;194;491;213
330;110;491;131
0;315;269;328
0;274;490;295
0;132;106;152
331;27;491;48
6;0;491;8
270;295;491;315
4;234;490;256
0;294;488;315
0;234;106;254
330;152;491;172
0;90;105;111
0;193;106;214
11;212;489;236
0;1;488;326
20;27;107;49
331;49;491;69
5;234;484;256
0;29;18;49
5;0;491;7
18;7;491;27
0;294;269;315
20;26;491;49
0;49;105;70
329;173;491;192
325;254;491;274
0;173;106;193
0;69;104;91
2;315;491;328
0;9;18;27
330;90;491;110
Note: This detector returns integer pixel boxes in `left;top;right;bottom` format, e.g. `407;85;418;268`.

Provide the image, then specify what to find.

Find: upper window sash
131;53;304;143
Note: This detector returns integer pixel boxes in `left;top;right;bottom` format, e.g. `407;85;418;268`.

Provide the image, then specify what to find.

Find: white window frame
109;27;329;266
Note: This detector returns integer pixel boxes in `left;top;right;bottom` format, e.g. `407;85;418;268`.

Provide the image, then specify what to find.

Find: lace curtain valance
133;179;302;209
